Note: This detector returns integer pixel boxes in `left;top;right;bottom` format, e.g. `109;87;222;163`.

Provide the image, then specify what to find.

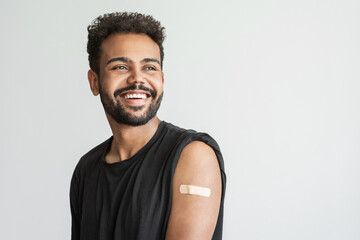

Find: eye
144;66;157;71
111;65;128;70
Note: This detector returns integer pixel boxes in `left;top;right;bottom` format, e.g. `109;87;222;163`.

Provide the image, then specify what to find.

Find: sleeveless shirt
70;121;226;240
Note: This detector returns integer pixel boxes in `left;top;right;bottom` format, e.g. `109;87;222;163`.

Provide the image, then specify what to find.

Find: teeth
124;93;147;99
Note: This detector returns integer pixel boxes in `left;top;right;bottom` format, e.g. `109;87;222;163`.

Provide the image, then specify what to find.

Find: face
88;33;164;126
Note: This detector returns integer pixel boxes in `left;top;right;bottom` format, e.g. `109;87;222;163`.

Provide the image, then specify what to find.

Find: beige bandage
179;184;211;198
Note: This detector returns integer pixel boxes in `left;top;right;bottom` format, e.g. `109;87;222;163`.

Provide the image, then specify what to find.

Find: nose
127;68;145;85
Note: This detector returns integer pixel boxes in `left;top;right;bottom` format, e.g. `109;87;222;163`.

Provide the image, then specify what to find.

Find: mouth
117;91;152;107
113;85;156;107
119;91;152;99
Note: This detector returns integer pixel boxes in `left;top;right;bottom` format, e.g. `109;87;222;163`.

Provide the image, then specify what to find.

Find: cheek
98;81;115;98
151;74;164;90
99;74;123;93
153;83;163;96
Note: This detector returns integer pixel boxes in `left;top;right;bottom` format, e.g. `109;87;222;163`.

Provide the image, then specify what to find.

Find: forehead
100;33;161;63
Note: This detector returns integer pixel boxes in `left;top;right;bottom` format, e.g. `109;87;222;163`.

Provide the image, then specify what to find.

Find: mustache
113;84;156;98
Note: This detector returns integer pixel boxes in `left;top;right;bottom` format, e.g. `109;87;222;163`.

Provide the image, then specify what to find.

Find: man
70;12;226;240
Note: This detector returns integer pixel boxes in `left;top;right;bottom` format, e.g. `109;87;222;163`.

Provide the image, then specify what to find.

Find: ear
161;72;165;84
88;69;100;96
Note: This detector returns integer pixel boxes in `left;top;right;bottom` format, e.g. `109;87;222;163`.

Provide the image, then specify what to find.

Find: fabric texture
70;121;226;240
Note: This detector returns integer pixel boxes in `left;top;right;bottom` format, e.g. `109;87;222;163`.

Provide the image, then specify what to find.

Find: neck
105;116;161;163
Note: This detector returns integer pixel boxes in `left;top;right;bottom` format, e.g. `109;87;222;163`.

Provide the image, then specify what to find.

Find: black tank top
70;121;226;240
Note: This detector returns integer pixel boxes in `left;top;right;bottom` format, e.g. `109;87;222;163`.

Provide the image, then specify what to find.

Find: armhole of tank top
171;132;226;199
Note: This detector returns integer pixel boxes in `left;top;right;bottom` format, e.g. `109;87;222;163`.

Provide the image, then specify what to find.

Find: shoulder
72;137;111;180
181;141;216;158
176;141;221;187
163;121;224;173
164;122;222;152
80;137;111;162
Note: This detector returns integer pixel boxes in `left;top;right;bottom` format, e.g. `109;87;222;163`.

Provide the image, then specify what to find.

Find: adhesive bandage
179;184;211;197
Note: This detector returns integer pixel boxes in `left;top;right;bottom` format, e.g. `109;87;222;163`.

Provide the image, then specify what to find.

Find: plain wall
0;0;359;239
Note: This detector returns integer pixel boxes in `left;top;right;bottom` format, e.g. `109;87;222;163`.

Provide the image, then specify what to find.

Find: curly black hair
87;12;166;74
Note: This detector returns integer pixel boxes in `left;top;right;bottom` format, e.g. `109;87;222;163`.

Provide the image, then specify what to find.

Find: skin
88;33;164;161
166;141;222;240
88;33;222;239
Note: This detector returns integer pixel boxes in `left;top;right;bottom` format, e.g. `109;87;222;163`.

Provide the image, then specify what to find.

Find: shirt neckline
102;121;167;167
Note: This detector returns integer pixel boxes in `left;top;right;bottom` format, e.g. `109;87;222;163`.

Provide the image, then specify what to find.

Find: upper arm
165;141;222;240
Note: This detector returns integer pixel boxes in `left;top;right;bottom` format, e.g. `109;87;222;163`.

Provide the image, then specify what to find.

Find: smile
118;90;153;103
123;93;148;99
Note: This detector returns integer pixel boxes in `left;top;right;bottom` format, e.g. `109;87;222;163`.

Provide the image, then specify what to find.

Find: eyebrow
106;57;161;66
141;58;161;65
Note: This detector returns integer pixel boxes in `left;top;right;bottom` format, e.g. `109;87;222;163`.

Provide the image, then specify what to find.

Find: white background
1;0;359;239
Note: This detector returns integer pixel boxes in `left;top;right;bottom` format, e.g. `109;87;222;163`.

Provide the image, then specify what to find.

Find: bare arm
165;141;222;240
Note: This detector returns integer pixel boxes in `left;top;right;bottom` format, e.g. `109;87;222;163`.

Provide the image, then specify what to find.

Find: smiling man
70;12;226;240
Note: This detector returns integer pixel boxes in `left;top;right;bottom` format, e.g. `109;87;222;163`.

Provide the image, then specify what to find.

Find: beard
99;83;163;126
